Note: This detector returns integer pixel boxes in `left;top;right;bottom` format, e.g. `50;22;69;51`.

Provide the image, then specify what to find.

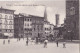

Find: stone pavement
0;39;79;53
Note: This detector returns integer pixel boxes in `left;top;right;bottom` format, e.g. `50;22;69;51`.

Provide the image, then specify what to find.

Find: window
6;29;7;32
70;7;75;15
45;28;46;30
30;23;32;26
9;21;12;25
10;25;12;29
5;15;8;20
30;19;31;21
0;14;2;18
28;19;29;21
10;30;11;32
27;24;29;26
9;15;12;19
34;28;35;31
45;32;46;34
25;28;26;30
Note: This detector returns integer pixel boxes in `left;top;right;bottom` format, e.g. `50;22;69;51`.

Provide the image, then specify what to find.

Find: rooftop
0;7;15;12
16;13;44;18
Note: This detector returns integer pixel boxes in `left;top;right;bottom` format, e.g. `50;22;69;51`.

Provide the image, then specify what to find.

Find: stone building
55;14;59;27
23;14;32;38
14;13;44;38
43;21;50;37
49;24;54;35
0;7;14;38
31;15;44;38
14;14;24;38
65;0;80;39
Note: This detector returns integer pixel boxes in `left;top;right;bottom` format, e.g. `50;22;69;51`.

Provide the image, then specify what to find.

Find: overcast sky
0;0;66;25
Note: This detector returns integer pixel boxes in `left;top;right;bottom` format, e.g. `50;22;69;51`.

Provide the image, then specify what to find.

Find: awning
4;33;9;36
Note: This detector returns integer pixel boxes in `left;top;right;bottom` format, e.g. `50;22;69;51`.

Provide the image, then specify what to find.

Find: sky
0;0;66;25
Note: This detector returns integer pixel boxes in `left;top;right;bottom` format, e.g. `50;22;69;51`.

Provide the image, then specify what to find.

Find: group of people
3;39;10;44
3;38;66;48
43;39;66;48
56;41;66;48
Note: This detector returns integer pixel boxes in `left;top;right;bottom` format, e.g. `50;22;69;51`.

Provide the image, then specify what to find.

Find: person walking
8;39;10;44
63;42;66;48
44;39;48;48
26;40;28;46
26;37;28;46
19;37;20;41
56;41;58;47
3;40;5;45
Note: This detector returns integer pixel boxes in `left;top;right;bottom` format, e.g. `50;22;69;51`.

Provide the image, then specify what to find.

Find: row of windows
25;28;32;31
33;20;43;23
25;33;32;35
5;25;13;29
0;14;13;19
45;28;50;31
25;18;31;21
5;29;13;32
33;27;43;31
33;25;43;28
25;23;32;26
5;20;13;25
0;10;14;14
0;25;13;29
0;29;13;32
45;32;49;34
0;20;13;25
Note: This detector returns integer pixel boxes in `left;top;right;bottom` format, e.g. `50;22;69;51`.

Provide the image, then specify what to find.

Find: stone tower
44;6;47;21
65;0;79;39
55;14;59;27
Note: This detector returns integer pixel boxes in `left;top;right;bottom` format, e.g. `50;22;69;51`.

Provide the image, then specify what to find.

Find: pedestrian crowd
2;38;66;48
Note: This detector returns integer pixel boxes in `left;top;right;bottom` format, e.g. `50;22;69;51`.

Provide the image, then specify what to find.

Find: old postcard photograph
0;0;80;53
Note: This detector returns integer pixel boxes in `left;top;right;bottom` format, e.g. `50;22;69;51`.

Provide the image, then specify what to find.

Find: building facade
0;7;14;38
43;21;50;37
31;15;44;38
65;0;80;39
23;14;32;38
14;13;44;39
49;24;54;35
14;14;24;38
43;21;54;38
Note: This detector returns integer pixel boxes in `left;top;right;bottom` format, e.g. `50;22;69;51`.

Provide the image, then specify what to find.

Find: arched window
5;20;8;25
70;7;75;15
0;14;2;18
9;15;12;19
5;15;8;20
9;25;12;29
9;21;12;25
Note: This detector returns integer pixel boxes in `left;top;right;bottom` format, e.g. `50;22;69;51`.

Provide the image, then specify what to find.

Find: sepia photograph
0;0;80;53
